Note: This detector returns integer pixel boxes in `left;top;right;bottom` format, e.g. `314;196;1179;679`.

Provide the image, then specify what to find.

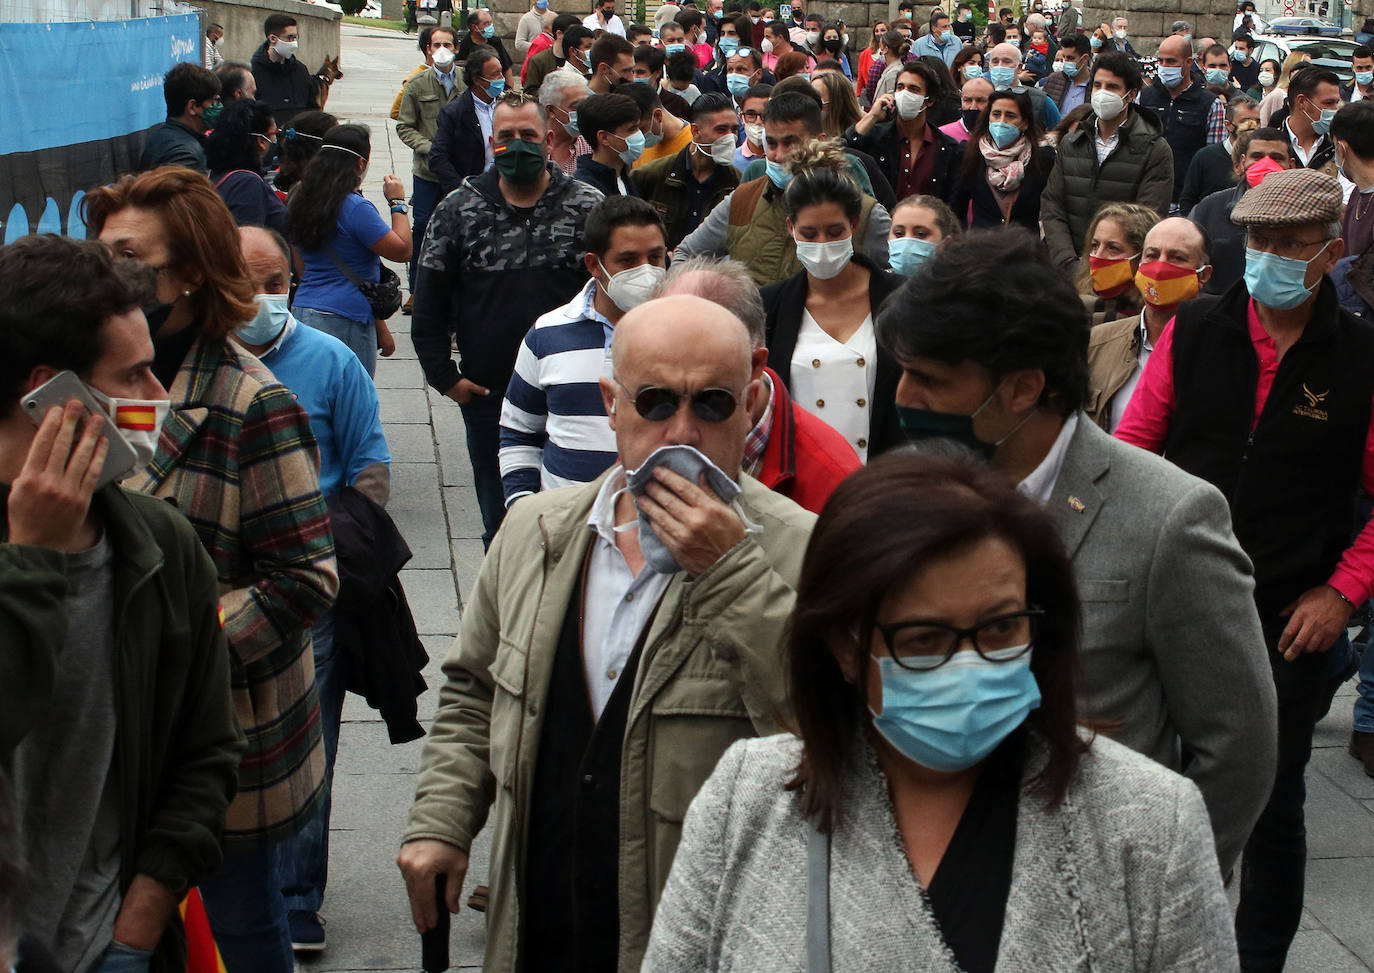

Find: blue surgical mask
236;293;291;346
483;24;495;38
1306;102;1336;136
1157;64;1184;87
486;76;506;96
1205;67;1229;85
964;64;983;79
1244;243;1331;311
888;236;937;277
617;129;647;165
1062;61;1078;77
765;157;791;189
987;120;1021;148
727;71;751;97
665;42;686;55
562;109;580;138
720;35;739;54
1358;70;1374;86
1231;48;1246;62
989;64;1015;88
713;7;723;17
869;649;1042;773
1090;35;1103;50
536;0;548;8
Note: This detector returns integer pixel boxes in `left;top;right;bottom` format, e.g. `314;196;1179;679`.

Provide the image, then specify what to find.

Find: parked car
1240;33;1360;82
1266;16;1344;36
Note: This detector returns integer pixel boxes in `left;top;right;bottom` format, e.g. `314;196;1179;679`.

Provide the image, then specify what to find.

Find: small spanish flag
493;141;509;156
114;404;157;431
217;603;226;628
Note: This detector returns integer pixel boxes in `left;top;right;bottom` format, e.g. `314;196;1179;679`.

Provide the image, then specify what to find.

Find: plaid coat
131;335;337;842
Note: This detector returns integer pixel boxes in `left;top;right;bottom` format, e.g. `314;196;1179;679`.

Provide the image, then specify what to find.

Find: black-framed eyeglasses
877;608;1044;671
615;379;741;423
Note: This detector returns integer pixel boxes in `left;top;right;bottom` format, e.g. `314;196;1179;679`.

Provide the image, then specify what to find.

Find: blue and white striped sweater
499;281;619;503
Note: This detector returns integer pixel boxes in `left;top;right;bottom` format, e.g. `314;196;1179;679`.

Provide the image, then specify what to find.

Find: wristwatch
387;198;409;214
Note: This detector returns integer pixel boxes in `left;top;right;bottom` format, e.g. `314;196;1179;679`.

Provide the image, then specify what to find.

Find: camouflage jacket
412;166;604;394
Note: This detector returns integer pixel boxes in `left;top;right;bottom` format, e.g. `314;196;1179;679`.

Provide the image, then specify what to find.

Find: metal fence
0;0;195;22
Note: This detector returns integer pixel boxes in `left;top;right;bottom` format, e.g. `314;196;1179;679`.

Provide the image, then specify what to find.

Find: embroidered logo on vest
1294;384;1330;421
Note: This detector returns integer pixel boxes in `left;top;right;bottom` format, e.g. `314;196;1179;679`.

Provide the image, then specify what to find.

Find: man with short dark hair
251;13;318;127
1342;45;1374;102
1117;167;1364;973
911;9;958;67
1042;34;1092;113
618;80;692;167
0;235;243;973
584;0;627;37
457;7;517;88
429;46;506;194
413;94;603;547
846;59;959;203
528;19;592;89
632;91;741;246
215;60;256;101
1180;93;1259;213
588;32;636;92
1138;34;1224;206
574;91;644;195
1232;33;1261;91
881;225;1276;882
1189;125;1294;294
139;62;219;173
677;90;892;285
498;196;666;502
1041;51;1173;269
1332;100;1374;257
1285;67;1348;195
1200;42;1240;100
633;42;666;87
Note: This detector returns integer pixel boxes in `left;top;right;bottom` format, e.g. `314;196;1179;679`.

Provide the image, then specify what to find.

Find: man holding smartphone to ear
0;235;243;973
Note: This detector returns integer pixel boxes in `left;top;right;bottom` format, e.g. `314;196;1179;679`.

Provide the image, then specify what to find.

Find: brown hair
812;71;861;137
81;166;257;338
786;449;1088;832
774;50;811;80
1074;200;1158;300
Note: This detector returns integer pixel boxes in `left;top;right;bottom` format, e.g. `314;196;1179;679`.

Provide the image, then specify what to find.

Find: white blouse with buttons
790;309;877;462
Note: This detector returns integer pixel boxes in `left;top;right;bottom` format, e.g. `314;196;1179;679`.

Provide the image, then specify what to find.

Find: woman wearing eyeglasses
642;449;1239;973
205;97;287;233
761;141;901;463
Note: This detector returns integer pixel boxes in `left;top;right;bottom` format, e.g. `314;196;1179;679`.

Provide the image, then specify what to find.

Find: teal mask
887;236;936;277
236;293;291;346
765;157;791;189
1244;242;1331;311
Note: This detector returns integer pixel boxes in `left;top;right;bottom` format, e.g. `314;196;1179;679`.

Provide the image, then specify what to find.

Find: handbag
325;246;403;320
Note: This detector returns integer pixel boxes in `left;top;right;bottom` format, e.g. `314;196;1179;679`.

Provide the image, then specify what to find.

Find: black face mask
824;38;842;51
962;107;981;131
142;300;175;337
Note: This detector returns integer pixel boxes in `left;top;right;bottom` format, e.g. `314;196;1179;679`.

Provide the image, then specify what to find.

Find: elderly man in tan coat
398;295;816;973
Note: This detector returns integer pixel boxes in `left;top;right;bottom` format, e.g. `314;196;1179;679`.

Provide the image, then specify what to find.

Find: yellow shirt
390;63;430;120
633;121;694;169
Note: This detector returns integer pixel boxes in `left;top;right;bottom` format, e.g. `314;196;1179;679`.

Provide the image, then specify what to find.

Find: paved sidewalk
304;24;1374;972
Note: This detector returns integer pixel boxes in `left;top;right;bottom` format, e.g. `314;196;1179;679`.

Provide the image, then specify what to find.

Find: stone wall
194;0;341;69
1082;2;1232;55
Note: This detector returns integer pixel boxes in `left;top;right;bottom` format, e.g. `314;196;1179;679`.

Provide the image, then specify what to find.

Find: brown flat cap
1232;167;1343;227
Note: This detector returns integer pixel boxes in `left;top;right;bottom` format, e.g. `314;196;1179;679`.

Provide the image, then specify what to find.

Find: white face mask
432;46;456;69
696;131;738;165
806;30;820;45
273;37;299;59
1091;89;1126;121
1258;70;1275;87
794;235;853;279
895;89;926;119
600;260;666;312
744;121;766;145
85;385;172;471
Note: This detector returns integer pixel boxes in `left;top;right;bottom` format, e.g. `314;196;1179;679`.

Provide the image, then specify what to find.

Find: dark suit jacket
430;90;488;195
843;119;960;203
760;257;904;457
139;119;207;173
573;155;639;197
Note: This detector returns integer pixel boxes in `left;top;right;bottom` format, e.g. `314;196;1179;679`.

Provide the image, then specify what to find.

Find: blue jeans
199;840;294;973
1354;632;1374;732
274;611;345;915
295;306;376;377
409;176;442;288
90;942;153;973
460;390;507;549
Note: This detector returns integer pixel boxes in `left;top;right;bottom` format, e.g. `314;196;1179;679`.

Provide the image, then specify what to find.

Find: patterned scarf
978;134;1033;193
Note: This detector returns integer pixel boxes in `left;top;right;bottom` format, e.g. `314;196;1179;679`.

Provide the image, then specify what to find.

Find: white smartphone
20;371;140;489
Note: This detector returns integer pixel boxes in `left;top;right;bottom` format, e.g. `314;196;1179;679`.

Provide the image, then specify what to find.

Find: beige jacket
403;469;815;972
396;66;461;182
1085;313;1141;431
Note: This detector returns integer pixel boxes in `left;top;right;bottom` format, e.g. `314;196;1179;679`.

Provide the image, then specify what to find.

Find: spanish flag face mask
84;384;171;470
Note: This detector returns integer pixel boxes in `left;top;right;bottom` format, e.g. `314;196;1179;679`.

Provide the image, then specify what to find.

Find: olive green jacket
403;469;815;972
396;66;463;184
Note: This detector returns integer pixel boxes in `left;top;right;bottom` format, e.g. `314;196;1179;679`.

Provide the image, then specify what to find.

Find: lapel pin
1068;496;1085;513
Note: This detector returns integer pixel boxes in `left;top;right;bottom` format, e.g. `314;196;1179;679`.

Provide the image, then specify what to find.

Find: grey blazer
1049;417;1277;876
643;733;1240;972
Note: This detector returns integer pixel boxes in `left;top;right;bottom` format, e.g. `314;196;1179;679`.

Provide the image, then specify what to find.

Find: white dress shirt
582;468;673;720
474;93;497;170
1018;412;1079;504
789;310;876;461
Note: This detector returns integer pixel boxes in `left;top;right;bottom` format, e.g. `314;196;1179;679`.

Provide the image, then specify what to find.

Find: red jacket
756;367;862;514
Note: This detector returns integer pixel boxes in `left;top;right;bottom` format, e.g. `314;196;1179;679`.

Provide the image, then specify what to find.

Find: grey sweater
643;732;1239;973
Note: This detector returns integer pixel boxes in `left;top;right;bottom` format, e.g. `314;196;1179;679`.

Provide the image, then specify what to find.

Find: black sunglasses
615;380;741;423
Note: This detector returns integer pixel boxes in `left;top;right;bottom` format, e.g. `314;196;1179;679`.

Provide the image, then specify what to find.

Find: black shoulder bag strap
807;816;832;973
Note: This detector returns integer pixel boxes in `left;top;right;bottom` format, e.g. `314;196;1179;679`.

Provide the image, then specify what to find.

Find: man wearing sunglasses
399;294;815;973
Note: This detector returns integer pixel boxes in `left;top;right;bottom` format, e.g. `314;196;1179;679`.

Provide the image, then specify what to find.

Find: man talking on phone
0;235;243;973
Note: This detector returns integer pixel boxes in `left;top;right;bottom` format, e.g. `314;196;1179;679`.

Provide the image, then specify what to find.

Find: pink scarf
979;134;1033;193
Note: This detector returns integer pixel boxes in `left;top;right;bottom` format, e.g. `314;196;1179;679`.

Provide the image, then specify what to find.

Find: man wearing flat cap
1116;167;1370;972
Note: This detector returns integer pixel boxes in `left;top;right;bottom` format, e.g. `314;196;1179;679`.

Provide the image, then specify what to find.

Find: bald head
613;294;752;375
988;42;1021;68
1157;34;1193;63
238;225;291;295
1142;216;1209;268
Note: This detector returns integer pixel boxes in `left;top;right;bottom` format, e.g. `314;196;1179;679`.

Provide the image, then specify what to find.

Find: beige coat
403;469;815;972
1085;313;1142;431
396;66;462;183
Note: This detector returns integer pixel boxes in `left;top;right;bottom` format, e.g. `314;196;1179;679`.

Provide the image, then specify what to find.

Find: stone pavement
304;23;1374;972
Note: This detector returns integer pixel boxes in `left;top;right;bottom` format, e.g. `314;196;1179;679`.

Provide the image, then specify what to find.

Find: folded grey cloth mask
615;444;758;574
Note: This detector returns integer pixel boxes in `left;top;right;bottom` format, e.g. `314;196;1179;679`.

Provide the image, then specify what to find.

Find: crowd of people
7;2;1374;973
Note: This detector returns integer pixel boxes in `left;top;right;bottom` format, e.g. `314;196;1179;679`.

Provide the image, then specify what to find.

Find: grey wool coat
642;732;1239;973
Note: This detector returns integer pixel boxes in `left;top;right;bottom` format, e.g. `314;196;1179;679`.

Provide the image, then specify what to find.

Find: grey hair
1326;220;1344;239
1225;93;1258;122
654;256;766;347
538;67;589;109
1171;19;1192;33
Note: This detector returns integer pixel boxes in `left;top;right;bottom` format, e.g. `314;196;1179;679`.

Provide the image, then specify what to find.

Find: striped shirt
499;279;620;504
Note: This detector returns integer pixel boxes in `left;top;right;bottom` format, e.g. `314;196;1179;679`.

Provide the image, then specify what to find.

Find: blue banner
0;14;199;239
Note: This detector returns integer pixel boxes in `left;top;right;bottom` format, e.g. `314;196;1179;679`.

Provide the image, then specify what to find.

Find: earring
183;289;192;296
